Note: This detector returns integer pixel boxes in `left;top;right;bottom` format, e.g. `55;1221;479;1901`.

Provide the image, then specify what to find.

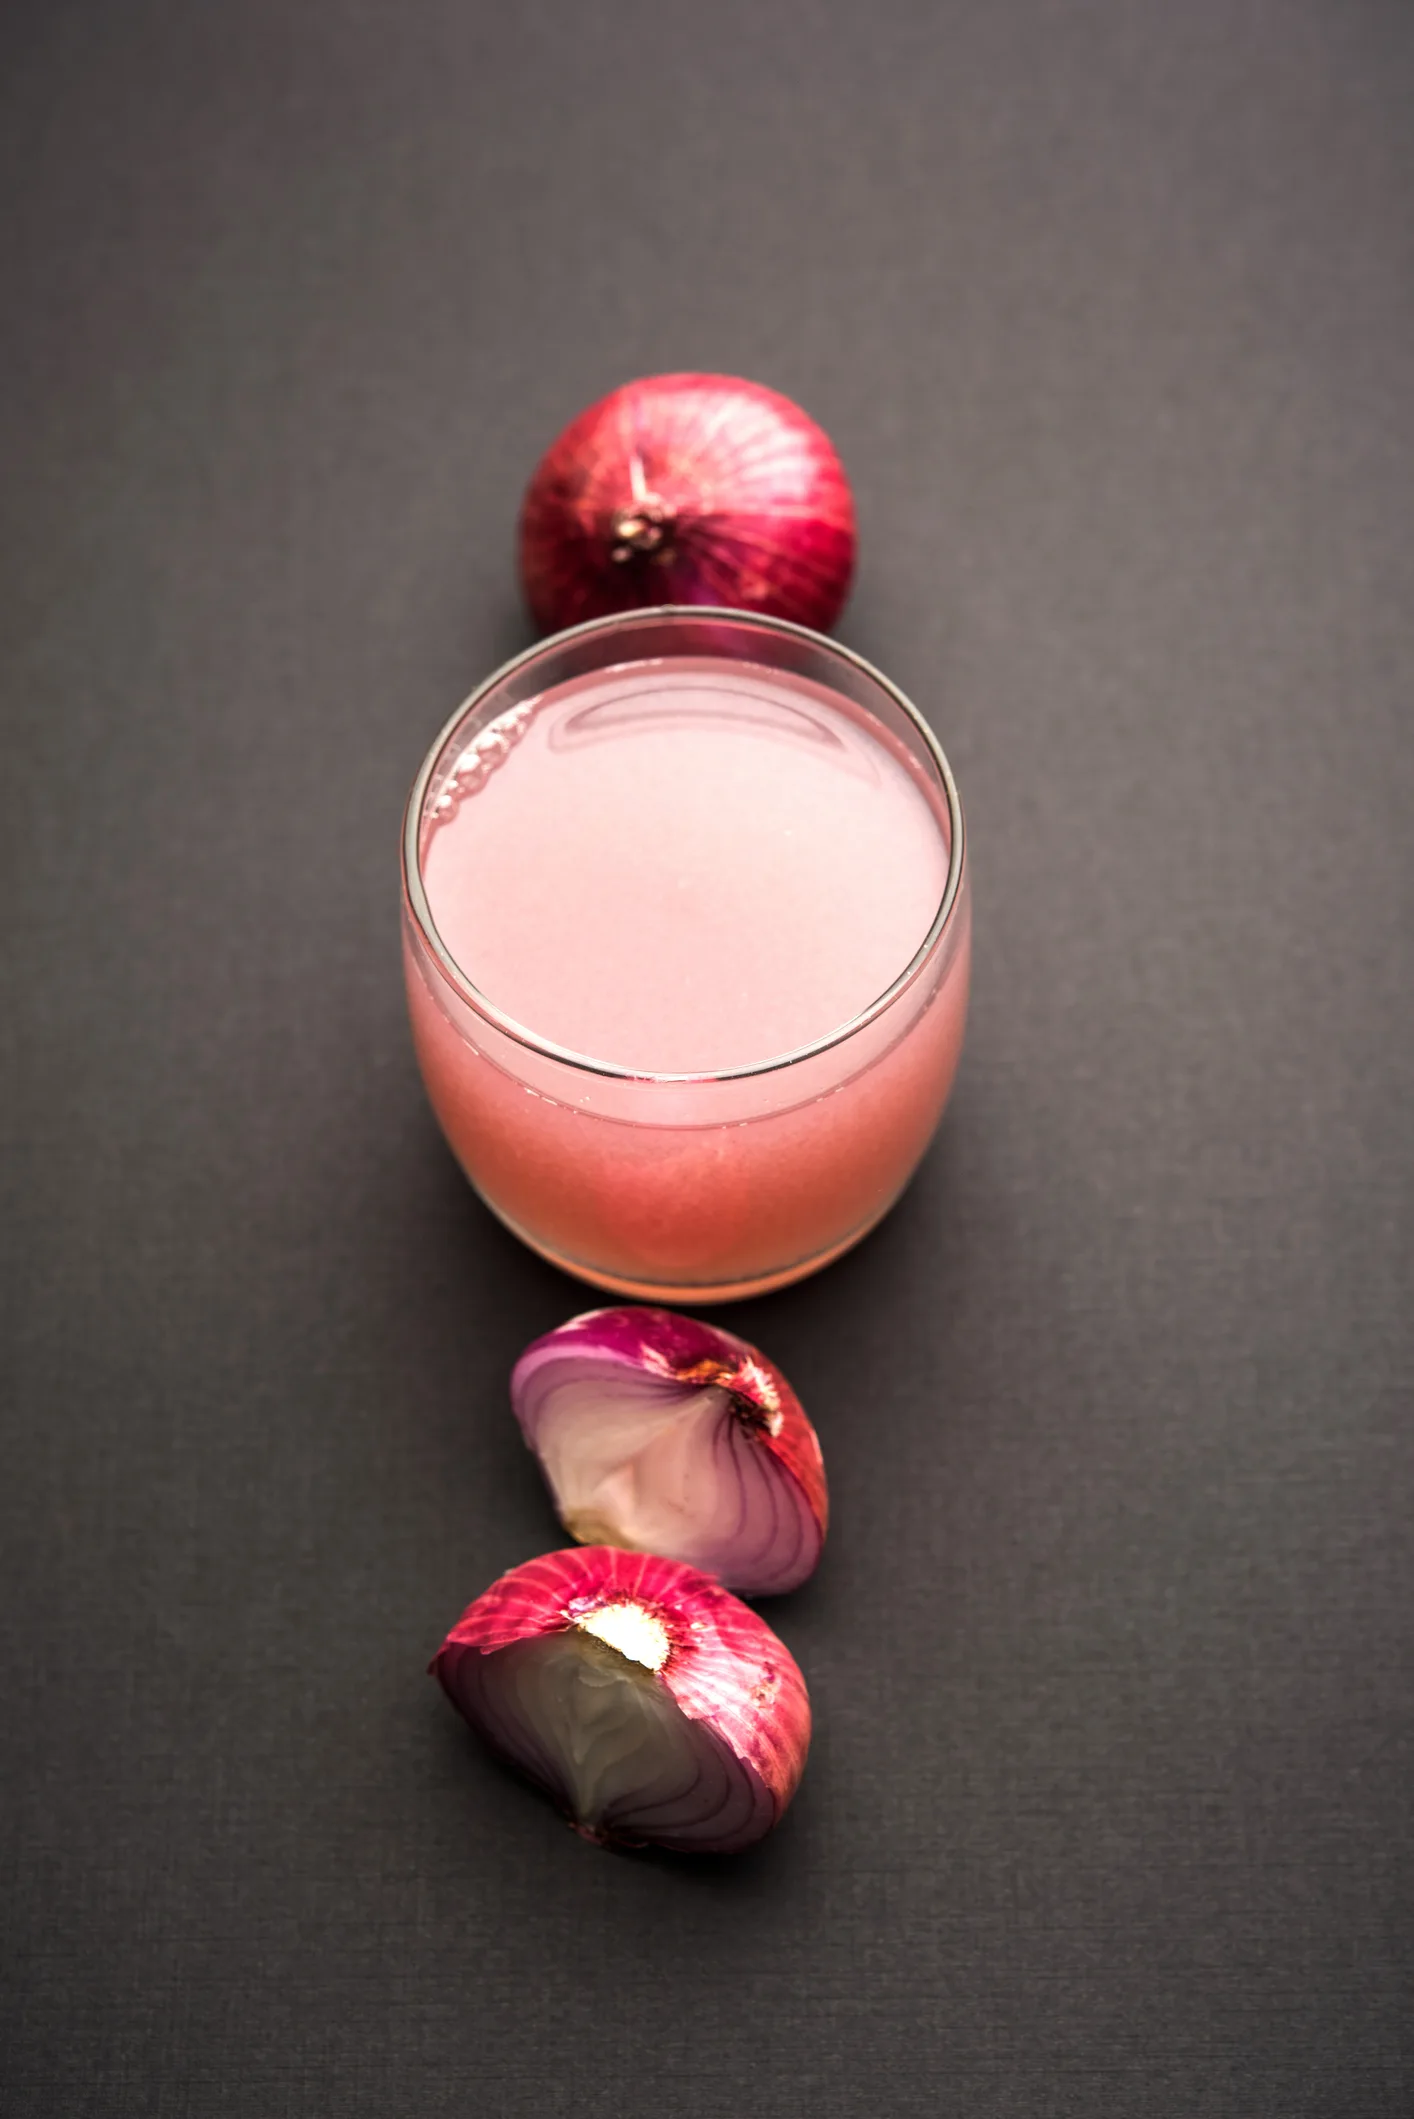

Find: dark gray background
3;3;1411;2113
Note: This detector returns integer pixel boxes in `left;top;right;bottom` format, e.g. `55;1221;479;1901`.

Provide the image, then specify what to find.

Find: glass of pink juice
401;608;970;1303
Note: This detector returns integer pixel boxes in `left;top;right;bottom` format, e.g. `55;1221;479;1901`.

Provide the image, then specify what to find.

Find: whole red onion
433;1546;811;1852
511;1307;828;1596
518;373;856;633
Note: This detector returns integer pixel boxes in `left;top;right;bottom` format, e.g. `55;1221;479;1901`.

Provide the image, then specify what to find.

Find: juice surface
420;656;949;1075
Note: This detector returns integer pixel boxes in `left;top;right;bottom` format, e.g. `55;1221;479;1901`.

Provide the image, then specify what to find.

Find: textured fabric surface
2;3;1411;2113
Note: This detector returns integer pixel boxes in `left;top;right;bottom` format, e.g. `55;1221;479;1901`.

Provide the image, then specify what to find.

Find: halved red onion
511;1308;828;1595
432;1547;811;1851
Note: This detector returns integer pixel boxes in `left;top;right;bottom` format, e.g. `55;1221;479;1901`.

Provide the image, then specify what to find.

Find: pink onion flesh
517;373;857;634
432;1546;810;1851
511;1308;829;1596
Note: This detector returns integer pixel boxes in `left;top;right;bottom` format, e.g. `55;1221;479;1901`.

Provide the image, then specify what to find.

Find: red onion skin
518;374;856;635
512;1307;829;1589
433;1547;811;1847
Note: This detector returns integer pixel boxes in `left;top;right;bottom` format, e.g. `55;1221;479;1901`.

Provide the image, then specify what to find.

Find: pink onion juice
403;643;969;1300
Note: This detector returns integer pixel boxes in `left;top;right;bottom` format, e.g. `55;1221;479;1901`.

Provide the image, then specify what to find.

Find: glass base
470;1184;900;1306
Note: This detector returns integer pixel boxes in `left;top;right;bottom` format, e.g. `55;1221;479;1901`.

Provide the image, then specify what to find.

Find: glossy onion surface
512;1307;828;1595
518;373;856;633
433;1547;811;1851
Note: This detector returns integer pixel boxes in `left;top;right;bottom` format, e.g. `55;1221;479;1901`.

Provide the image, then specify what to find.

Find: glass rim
401;605;967;1085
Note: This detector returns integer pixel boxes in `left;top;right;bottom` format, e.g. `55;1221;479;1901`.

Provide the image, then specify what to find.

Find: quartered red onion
518;373;856;634
512;1308;828;1596
433;1547;810;1852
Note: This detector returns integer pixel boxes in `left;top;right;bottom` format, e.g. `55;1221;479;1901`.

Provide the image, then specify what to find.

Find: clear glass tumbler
402;607;970;1302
